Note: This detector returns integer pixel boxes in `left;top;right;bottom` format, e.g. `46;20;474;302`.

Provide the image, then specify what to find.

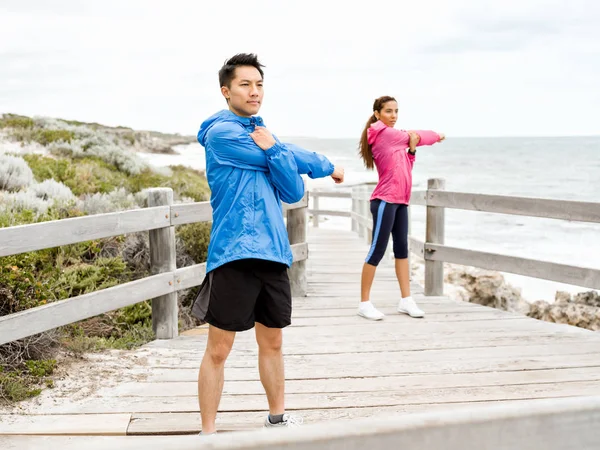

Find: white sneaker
357;301;385;321
397;296;425;318
264;413;303;428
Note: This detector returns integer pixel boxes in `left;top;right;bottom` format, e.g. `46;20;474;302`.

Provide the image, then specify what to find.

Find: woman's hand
408;131;420;152
438;133;446;141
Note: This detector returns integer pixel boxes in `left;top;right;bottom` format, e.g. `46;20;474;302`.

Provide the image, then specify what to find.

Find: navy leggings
365;199;409;266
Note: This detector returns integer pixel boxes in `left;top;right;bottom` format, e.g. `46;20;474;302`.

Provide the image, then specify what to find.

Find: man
193;53;344;435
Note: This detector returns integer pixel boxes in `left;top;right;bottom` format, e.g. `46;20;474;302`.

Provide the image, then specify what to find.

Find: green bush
177;222;212;263
23;154;130;196
0;114;35;129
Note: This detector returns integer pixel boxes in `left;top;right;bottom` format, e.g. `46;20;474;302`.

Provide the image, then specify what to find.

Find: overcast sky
1;0;599;138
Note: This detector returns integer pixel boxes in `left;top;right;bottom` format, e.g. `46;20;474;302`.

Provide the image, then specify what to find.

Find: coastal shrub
29;179;76;203
0;154;34;191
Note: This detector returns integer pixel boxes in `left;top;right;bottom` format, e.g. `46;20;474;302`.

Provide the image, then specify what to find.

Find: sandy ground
1;348;150;415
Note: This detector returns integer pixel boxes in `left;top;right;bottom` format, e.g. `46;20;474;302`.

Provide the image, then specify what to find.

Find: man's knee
206;328;235;366
256;326;282;353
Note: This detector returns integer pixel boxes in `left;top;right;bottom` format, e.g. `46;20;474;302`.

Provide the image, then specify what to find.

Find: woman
357;96;445;320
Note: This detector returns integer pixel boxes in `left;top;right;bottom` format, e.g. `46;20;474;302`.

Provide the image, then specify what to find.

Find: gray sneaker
264;413;303;428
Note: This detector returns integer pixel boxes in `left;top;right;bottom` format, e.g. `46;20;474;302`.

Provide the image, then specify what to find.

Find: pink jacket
368;121;441;205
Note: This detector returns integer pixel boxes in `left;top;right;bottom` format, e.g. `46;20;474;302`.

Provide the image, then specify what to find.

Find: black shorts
193;259;292;332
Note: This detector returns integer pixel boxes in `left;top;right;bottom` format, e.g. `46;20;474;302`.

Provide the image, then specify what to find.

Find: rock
444;265;530;314
528;299;600;331
572;291;600;308
554;291;572;303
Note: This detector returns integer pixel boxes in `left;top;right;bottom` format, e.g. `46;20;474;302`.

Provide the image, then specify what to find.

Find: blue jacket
197;110;334;273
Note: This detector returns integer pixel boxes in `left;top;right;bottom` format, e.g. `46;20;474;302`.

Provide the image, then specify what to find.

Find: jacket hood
367;120;388;145
197;110;264;147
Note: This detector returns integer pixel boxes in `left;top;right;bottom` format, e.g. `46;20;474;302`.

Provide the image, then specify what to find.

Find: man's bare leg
198;325;236;434
255;322;285;415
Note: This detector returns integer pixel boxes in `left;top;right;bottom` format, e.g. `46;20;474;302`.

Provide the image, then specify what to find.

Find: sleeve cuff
264;143;282;157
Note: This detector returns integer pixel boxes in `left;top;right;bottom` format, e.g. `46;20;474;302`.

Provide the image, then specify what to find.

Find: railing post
148;188;178;339
407;204;412;280
288;192;308;297
351;186;358;233
425;178;445;296
312;195;319;228
364;182;377;245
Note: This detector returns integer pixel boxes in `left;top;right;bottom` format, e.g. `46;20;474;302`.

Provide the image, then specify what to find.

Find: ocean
140;135;600;303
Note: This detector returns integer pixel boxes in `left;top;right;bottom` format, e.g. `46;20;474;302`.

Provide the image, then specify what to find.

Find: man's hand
331;166;344;184
250;126;277;151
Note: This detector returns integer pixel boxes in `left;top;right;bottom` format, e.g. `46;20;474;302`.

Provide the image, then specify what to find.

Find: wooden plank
290;243;308;263
124;398;556;434
408;236;425;258
310;191;352;199
0;414;131;436
111;366;600;398
133;353;600;382
428;190;600;224
4;397;600;448
308;209;351;217
170;202;212;226
426;243;600;290
0;273;173;345
138;342;600;369
351;211;372;231
173;263;206;291
47;380;600;414
282;191;309;211
0;206;170;257
408;190;427;206
142;331;598;353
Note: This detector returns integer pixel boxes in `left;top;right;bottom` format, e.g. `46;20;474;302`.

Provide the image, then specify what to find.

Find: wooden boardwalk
2;227;600;447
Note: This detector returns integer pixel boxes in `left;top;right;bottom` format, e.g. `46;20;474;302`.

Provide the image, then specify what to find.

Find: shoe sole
357;311;384;321
397;308;425;318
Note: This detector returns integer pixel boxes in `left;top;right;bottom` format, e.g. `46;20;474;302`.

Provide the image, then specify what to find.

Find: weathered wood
0;273;173;346
112;366;600;398
310;191;352;199
0;207;170;257
46;380;600;414
311;196;319;227
123;397;592;435
132;352;600;383
287;194;308;296
428;190;600;224
0;414;131;436
6;227;600;443
4;396;600;448
350;211;372;231
426;243;600;290
408;236;425;258
282;191;309;211
169;201;212;226
307;209;350;218
351;186;359;232
409;189;427;206
425;178;445;296
148;188;178;340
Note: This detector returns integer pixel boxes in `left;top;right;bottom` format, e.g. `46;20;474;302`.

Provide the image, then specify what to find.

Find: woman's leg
391;205;411;297
359;200;395;320
392;205;424;318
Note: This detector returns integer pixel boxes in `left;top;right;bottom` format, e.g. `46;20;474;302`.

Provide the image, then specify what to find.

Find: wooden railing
0;188;309;345
310;179;600;296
